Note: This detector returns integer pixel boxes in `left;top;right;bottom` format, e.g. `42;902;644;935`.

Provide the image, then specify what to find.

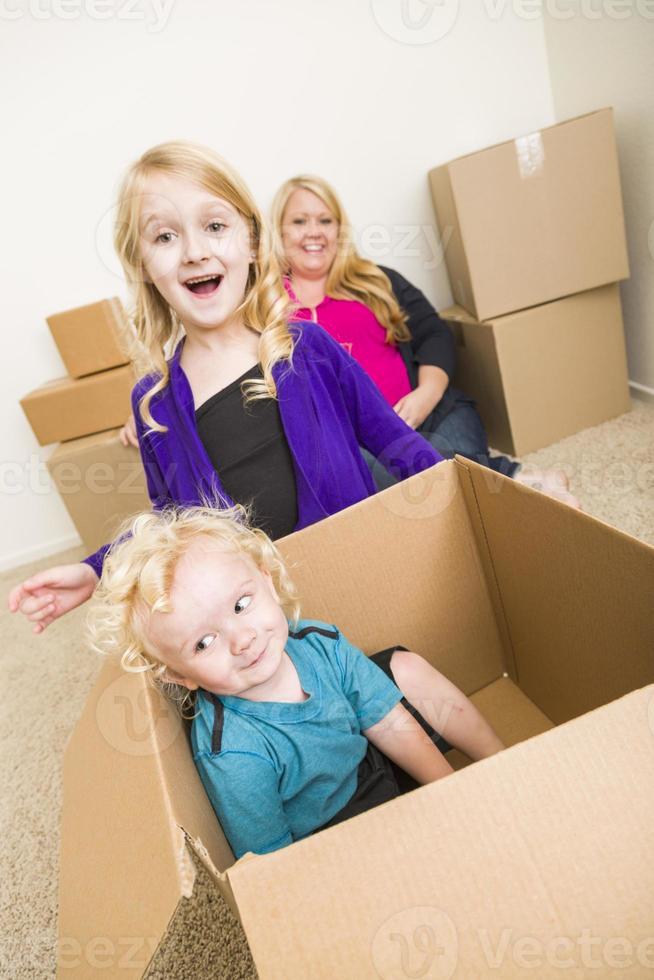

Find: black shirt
195;364;298;540
380;266;456;385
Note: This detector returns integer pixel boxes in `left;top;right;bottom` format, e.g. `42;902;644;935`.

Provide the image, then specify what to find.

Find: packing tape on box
515;132;545;178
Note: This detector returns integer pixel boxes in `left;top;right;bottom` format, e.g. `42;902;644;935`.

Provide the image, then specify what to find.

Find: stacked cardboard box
20;298;134;445
19;299;150;552
57;462;654;978
46;429;151;554
429;107;631;456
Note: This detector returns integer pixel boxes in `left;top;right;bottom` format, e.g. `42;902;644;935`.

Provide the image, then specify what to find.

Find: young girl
9;142;443;633
86;505;505;858
271;173;579;503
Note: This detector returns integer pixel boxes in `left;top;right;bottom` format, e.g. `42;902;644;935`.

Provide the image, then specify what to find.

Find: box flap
441;106;614;167
228;685;654;979
454;460;517;681
462;458;654;722
277;460;507;695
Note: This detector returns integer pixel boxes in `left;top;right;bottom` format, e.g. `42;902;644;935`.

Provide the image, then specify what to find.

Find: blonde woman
271;175;576;499
10;143;444;633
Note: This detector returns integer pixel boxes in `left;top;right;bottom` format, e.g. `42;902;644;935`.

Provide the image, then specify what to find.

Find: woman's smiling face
138;171;253;334
281;187;339;281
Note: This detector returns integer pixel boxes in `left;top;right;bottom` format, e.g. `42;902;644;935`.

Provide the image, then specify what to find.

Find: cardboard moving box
58;460;654;979
441;283;631;457
47;298;130;379
428;107;629;320
47;429;150;554
20;365;135;446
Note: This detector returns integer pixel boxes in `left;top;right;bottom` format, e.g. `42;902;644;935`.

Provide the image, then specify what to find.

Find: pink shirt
289;286;412;407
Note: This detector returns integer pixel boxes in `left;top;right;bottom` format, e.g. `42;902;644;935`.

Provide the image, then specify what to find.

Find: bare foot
545;488;582;510
516;471;581;509
515;468;569;491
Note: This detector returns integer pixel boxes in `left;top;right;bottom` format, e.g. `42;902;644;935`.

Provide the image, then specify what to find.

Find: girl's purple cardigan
83;320;443;577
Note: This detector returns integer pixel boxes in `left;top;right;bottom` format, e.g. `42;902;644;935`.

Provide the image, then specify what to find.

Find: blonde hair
114;141;295;431
270;175;410;345
85;505;301;717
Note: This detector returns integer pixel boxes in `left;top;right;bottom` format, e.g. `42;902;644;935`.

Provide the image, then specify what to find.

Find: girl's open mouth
184;274;223;296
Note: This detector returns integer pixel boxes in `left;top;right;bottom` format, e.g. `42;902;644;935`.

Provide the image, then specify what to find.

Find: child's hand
119;413;139;448
7;562;99;633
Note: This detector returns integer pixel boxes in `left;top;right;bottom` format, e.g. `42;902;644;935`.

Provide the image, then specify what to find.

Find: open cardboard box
57;459;654;978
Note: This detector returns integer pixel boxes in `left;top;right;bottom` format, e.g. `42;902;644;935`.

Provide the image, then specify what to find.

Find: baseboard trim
629;380;654;404
1;533;83;575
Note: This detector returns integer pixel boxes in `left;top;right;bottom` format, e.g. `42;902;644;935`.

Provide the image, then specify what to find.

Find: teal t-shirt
190;620;403;858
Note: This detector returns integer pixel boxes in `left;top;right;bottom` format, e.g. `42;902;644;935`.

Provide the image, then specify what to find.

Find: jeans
365;386;520;492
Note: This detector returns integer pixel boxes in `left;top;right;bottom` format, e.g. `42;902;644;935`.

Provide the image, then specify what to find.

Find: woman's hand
394;365;449;429
8;562;99;633
119;413;139;448
393;387;441;430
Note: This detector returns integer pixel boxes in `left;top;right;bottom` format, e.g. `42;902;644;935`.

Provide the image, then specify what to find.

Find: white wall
542;1;654;395
1;0;555;568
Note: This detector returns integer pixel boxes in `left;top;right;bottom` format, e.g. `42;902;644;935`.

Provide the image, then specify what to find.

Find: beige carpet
2;398;653;978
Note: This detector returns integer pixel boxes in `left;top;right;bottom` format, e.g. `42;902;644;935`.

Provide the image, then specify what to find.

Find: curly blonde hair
85;505;301;717
270;174;410;345
114;141;295;431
